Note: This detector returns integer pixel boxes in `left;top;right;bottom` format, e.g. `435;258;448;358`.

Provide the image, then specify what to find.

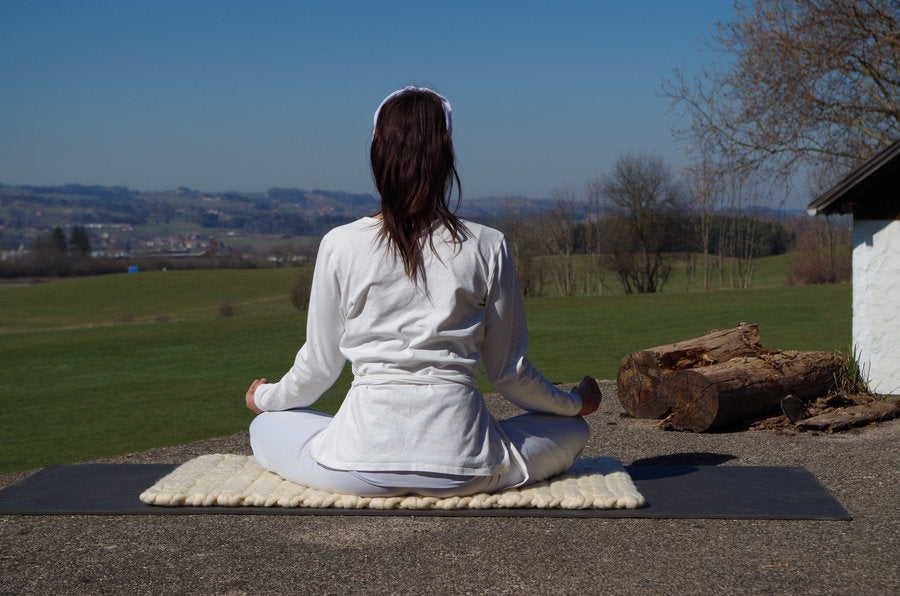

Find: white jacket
254;217;581;475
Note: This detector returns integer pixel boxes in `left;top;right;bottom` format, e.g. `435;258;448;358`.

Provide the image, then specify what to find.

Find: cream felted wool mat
140;454;645;510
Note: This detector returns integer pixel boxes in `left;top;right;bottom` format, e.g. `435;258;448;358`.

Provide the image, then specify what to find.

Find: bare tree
720;174;761;290
683;150;722;290
290;267;314;311
497;198;546;297
590;153;687;294
663;0;900;185
584;188;608;295
29;227;70;276
787;215;852;284
541;188;579;297
69;226;92;258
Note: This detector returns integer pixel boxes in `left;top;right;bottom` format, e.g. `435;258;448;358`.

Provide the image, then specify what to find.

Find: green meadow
0;265;850;474
529;253;791;296
0;268;303;332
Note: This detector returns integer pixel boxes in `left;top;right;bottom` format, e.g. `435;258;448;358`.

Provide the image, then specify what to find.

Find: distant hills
0;184;379;238
0;183;558;252
0;182;808;253
0;183;554;229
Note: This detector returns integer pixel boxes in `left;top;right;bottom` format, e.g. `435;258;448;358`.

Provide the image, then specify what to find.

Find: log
796;401;900;432
617;324;765;418
659;351;839;432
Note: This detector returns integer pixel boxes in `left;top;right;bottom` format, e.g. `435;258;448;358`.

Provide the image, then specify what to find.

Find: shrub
290;267;314;311
786;216;851;285
218;299;238;318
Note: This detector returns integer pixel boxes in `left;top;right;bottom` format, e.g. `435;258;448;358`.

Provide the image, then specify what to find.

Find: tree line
488;152;848;298
16;226;94;277
6;160;851;291
1;225;280;278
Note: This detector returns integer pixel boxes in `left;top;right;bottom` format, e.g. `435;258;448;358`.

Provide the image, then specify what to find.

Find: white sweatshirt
254;217;582;476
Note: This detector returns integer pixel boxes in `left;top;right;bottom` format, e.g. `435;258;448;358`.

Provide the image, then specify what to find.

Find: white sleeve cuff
569;392;583;416
253;383;274;411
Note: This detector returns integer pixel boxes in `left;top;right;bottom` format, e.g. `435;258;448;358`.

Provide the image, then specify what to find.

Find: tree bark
659;351;839;432
617;323;764;418
796;401;900;432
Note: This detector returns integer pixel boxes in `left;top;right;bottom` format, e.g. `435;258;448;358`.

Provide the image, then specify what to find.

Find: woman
246;86;601;497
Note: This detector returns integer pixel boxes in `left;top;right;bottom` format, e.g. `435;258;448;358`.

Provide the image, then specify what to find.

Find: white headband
373;86;452;137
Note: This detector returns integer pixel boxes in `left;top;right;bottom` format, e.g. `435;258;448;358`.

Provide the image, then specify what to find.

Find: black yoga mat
0;463;851;519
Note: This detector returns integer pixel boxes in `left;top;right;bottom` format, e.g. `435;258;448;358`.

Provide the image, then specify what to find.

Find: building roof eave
807;139;900;216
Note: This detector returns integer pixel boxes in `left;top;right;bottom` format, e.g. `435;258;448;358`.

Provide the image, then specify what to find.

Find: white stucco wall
852;219;900;395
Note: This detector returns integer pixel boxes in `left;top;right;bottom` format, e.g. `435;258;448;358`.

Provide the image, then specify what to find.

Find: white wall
852;219;900;395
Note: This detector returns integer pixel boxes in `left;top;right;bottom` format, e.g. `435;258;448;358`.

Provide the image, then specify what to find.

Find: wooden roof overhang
807;139;900;220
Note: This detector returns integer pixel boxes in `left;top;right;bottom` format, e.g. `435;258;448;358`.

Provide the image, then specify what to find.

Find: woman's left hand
245;378;267;414
574;376;602;416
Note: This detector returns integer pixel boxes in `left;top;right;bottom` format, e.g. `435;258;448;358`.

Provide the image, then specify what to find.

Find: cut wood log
796;401;900;432
659;351;839;432
617;324;765;419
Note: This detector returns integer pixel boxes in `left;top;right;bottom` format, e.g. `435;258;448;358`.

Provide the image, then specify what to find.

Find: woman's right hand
574;376;601;416
245;378;268;414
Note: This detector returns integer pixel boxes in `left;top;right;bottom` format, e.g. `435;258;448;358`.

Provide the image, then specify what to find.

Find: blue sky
0;1;744;202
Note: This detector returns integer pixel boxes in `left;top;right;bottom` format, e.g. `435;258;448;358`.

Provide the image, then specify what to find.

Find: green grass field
0;268;306;331
0;265;850;474
530;253;790;296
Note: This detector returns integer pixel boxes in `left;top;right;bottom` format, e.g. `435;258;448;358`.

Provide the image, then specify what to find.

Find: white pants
250;409;589;497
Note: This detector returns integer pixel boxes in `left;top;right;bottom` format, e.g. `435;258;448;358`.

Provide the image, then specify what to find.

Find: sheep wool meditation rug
139;454;646;510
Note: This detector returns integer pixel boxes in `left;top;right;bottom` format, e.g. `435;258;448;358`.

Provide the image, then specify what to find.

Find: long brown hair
370;88;466;280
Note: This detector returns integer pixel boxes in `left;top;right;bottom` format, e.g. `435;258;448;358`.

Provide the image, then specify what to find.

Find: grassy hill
0;266;850;474
0;254;792;333
0;268;306;332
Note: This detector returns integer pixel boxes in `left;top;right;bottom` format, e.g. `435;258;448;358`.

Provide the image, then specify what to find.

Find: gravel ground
2;381;898;595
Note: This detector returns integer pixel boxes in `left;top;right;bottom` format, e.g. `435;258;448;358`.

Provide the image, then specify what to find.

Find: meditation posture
245;86;601;497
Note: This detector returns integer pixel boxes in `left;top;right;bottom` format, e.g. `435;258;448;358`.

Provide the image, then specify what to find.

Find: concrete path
2;382;897;595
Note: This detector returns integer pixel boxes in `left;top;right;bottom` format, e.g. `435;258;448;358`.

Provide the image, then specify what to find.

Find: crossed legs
249;409;589;497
